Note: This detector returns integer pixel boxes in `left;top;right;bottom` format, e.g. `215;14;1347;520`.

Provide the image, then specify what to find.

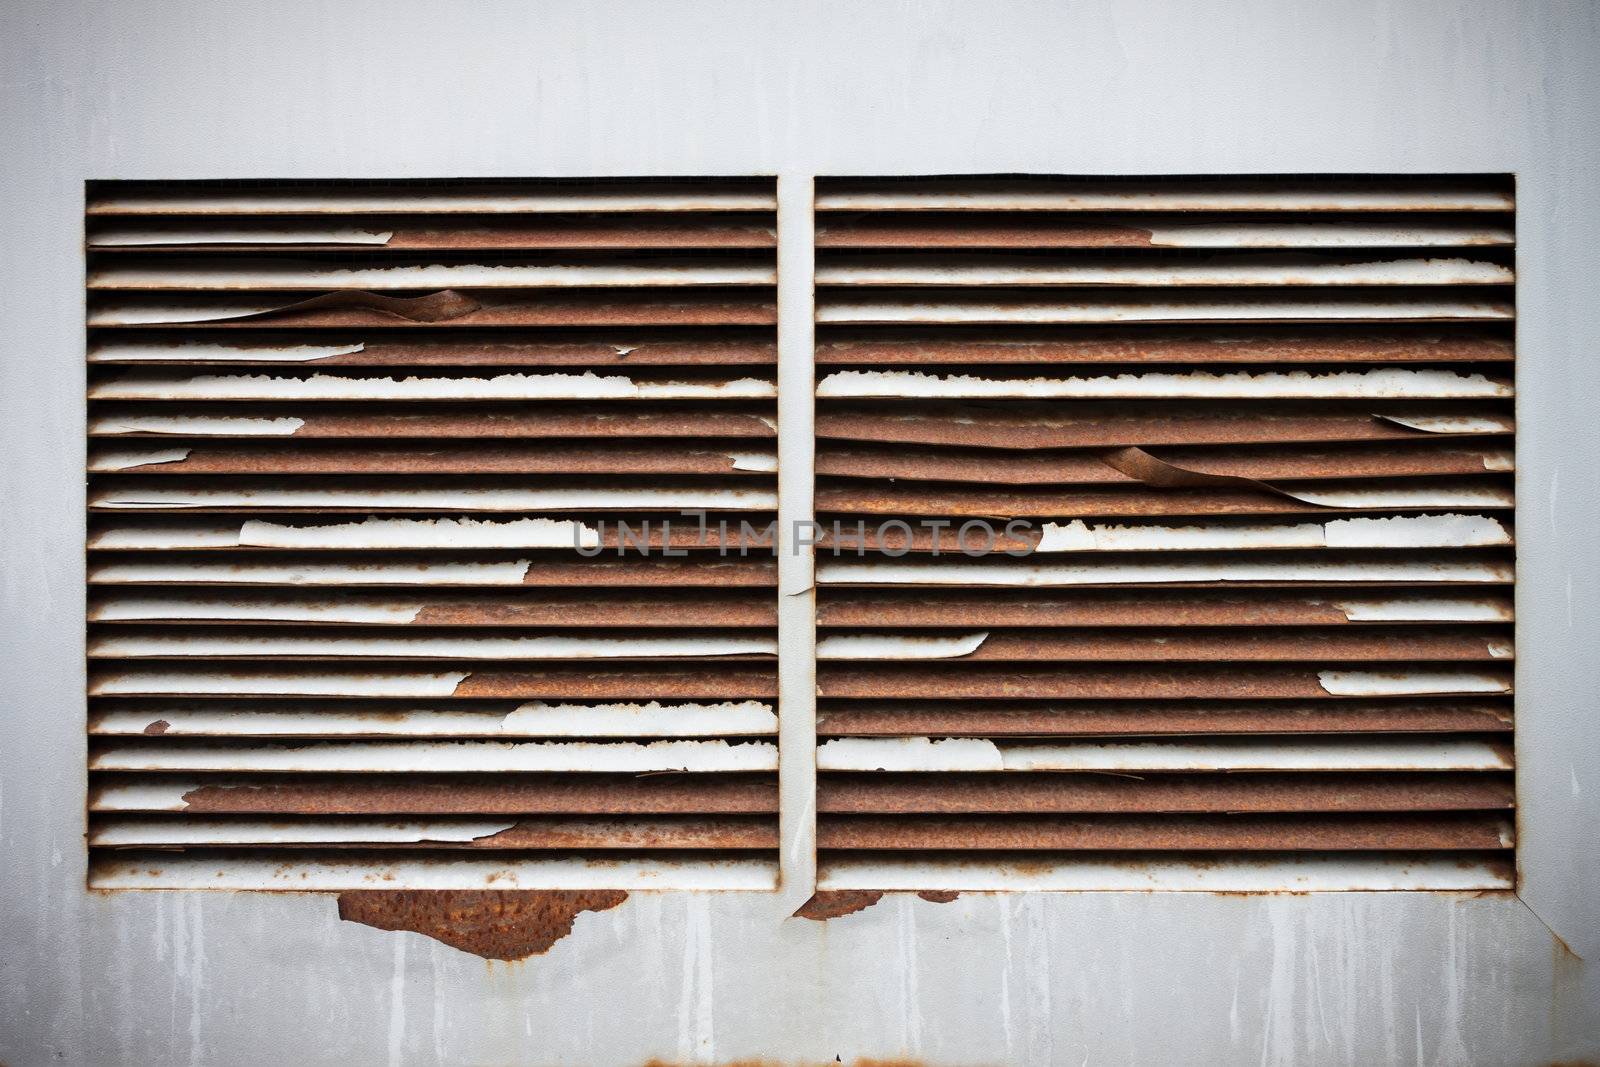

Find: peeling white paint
1280;483;1512;508
816;736;1511;772
818;557;1512;586
1034;514;1510;552
90;595;424;624
88;700;778;737
816;368;1510;400
727;451;780;472
90;632;779;659
815;631;990;660
1331;595;1513;622
90;341;366;363
91;370;779;401
1378;412;1516;434
90;448;192;471
89;670;472;697
89;739;780;773
1315;669;1512;696
90;484;778;511
88;414;307;436
88;558;535;586
238;516;601;549
90;818;517;846
89;225;395;246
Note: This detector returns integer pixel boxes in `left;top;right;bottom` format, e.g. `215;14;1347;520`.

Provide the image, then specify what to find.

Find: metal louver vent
811;175;1515;892
85;178;780;891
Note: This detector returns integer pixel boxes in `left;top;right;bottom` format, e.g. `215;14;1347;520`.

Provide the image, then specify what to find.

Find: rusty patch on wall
335;888;628;960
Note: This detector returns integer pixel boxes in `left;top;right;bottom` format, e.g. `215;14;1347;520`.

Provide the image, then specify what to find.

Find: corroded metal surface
336;889;629;960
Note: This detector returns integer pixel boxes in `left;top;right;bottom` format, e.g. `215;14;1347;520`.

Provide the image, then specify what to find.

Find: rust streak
793;890;883;920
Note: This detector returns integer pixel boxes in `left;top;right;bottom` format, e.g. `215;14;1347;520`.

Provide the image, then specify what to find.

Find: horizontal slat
90;739;779;773
89;292;776;328
817;553;1511;587
91;442;778;476
815;699;1512;736
89;480;778;512
815;772;1513;813
89;337;777;366
816;479;1511;516
89;629;779;660
815;813;1513;850
814;736;1510;772
90;852;779;891
814;328;1513;364
815;178;1513;213
89;815;778;849
817;442;1511;484
89;183;778;215
817;368;1510;400
89;257;775;290
816;292;1513;325
89;699;778;737
89;590;776;626
815;404;1512;448
89;405;778;439
815;255;1511;288
89;665;778;699
91;370;776;401
815;216;1515;249
816;853;1512;892
813;627;1511;662
91;773;780;814
88;216;778;250
817;589;1512;627
89;553;778;587
816;664;1511;700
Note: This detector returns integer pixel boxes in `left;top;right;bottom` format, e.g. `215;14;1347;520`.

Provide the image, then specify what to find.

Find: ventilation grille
811;175;1515;892
86;178;780;891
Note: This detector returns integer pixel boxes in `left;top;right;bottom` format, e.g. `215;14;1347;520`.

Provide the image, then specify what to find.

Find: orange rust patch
142;719;170;735
793;890;883;921
336;889;627;960
915;891;960;904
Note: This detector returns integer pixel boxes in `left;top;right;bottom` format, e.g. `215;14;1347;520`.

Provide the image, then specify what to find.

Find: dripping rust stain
793;890;960;920
335;888;627;960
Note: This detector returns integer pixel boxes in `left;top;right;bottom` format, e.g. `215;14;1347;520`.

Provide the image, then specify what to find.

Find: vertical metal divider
776;174;818;905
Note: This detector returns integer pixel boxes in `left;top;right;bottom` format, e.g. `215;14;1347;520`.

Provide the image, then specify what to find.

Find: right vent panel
812;175;1516;892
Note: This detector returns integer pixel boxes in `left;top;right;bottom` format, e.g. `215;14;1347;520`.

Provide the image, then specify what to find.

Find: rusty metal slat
814;329;1513;364
90;664;780;699
815;589;1512;628
816;442;1510;484
87;627;780;661
89;815;780;849
89;405;779;440
814;405;1513;449
89;773;780;814
89;292;777;329
816;627;1512;663
815;479;1512;517
815;664;1511;700
88;257;777;291
89;369;777;402
90;589;777;627
89;338;778;367
814;812;1513;850
87;552;779;588
89;216;778;250
93;443;779;476
814;699;1512;736
813;216;1515;249
816;771;1514;813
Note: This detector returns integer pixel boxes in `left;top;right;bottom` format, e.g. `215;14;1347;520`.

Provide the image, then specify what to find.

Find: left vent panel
85;179;780;891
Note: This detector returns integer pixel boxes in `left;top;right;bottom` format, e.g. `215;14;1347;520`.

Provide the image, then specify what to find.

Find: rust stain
793;890;883;920
336;888;626;960
915;890;960;903
141;719;170;735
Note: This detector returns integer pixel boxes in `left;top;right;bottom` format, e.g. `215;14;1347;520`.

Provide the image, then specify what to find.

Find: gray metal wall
2;1;1597;1063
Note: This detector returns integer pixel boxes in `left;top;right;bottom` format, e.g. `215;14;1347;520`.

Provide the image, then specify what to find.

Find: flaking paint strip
1376;412;1516;435
92;370;778;401
816;368;1510;400
1316;669;1512;696
238;516;601;549
91;595;424;625
90;739;781;773
1035;514;1511;552
815;632;990;660
91;485;779;511
89;414;307;436
89;670;472;697
815;255;1512;287
90;341;366;363
89;558;536;586
817;557;1512;586
89;225;395;246
91;448;192;471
